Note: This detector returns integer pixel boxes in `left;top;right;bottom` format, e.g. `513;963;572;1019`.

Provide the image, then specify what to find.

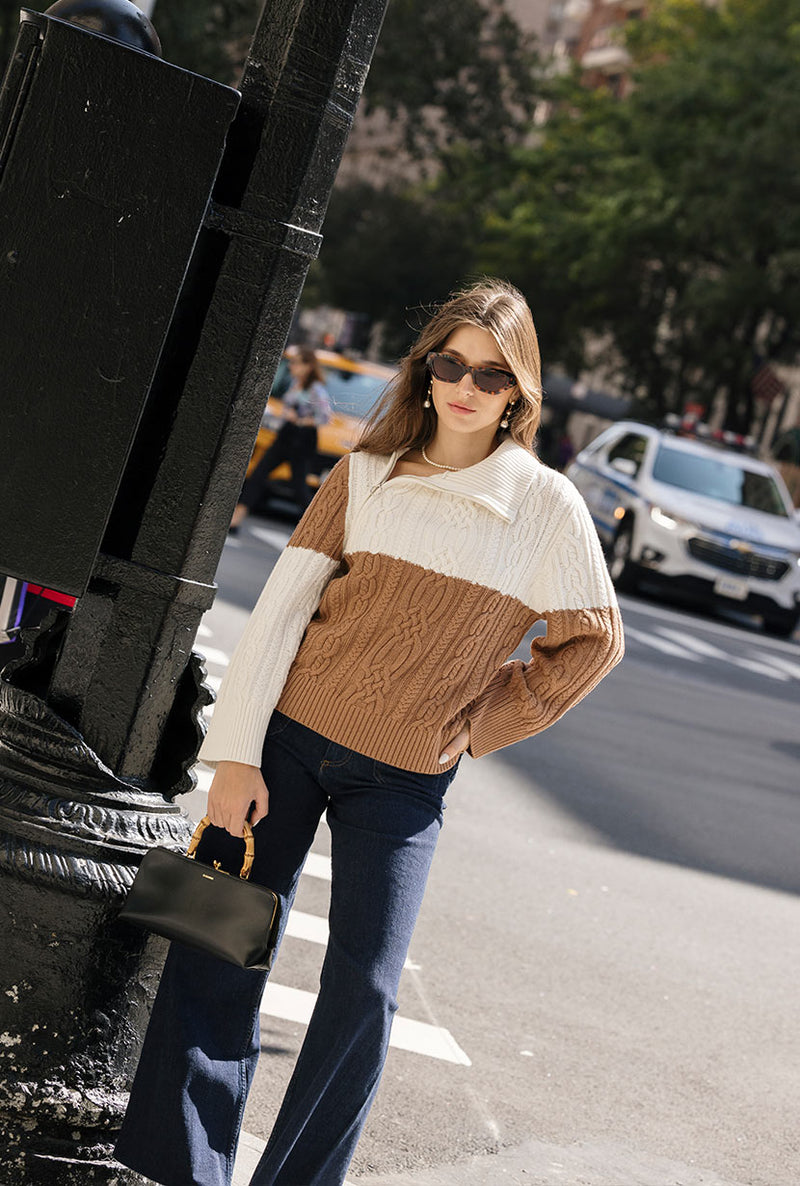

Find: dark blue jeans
114;712;459;1186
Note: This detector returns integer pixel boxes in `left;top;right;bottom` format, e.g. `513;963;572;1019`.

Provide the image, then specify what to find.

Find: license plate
714;575;749;601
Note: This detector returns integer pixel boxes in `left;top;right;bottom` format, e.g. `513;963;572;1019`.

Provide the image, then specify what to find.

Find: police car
566;418;800;637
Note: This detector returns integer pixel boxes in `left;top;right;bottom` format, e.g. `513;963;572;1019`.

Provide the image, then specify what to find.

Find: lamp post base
0;680;193;1184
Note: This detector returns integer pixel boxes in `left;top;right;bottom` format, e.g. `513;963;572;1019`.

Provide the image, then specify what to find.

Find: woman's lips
447;402;475;414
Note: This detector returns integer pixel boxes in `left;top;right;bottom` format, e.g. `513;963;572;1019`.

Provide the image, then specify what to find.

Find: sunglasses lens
430;354;466;384
428;353;515;392
475;369;512;393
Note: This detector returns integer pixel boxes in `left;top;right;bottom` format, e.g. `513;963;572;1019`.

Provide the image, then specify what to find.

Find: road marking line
731;657;789;681
304;852;332;881
285;909;329;946
249;525;294;550
634;625;789;681
624;625;700;660
198;623;213;638
655;627;727;658
656;626;791;680
284;908;414;969
618;593;799;650
198;646;230;668
260;983;471;1065
762;653;800;680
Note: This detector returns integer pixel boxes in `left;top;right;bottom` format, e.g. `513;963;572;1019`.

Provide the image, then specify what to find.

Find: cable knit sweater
199;440;624;775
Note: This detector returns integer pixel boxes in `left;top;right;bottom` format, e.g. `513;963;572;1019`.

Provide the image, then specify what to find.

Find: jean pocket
372;758;456;797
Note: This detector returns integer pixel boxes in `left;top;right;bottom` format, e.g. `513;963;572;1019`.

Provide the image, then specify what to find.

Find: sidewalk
232;1130;754;1186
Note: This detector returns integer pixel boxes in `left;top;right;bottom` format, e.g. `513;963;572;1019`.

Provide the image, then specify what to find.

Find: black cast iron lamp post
0;0;392;1178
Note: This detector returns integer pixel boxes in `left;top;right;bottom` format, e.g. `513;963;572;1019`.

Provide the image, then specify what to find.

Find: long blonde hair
356;279;542;455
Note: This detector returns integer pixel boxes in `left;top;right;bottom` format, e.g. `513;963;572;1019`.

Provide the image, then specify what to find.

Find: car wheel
762;608;800;638
609;522;638;592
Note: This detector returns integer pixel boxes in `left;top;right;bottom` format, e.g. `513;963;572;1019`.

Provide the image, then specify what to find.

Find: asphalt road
187;515;800;1186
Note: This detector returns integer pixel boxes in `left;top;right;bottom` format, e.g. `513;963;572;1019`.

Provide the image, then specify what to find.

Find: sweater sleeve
465;480;624;759
197;454;350;768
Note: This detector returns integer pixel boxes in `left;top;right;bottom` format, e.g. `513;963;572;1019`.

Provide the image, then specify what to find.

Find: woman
231;346;332;528
114;279;623;1186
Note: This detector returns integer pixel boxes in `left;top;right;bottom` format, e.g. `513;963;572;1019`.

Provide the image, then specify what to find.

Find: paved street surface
183;516;800;1186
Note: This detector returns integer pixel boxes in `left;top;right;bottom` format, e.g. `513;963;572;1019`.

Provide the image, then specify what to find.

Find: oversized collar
377;439;540;522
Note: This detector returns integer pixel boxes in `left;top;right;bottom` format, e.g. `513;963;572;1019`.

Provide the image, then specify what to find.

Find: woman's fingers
206;772;224;828
438;724;471;764
207;761;269;837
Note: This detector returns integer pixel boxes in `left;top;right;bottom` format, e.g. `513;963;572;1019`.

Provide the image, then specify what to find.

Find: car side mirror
609;457;638;477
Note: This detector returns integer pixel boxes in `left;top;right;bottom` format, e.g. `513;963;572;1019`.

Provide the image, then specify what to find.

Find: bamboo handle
187;815;255;881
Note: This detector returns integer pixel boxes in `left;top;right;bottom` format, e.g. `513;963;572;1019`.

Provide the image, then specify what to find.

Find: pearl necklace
421;445;462;472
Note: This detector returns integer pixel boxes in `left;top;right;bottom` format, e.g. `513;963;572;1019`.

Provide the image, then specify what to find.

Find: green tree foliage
150;0;261;85
306;182;478;357
361;0;541;162
312;0;543;351
479;0;800;429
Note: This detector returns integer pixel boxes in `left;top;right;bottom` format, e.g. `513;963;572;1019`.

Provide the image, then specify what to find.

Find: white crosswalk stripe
730;655;791;680
623;625;700;660
284;908;329;946
655;627;728;659
249;524;294;550
623;623;797;682
759;652;800;680
198;645;230;669
260;984;471;1066
655;626;790;681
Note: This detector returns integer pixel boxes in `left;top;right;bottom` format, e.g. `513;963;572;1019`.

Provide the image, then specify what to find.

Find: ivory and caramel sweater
199;441;624;775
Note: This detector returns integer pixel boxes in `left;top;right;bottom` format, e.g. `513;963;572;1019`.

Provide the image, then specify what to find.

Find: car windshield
652;445;789;517
321;367;390;418
270;359;390;419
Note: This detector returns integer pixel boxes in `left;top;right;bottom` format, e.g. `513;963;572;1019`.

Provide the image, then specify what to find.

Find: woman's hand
207;760;269;837
438;722;471;765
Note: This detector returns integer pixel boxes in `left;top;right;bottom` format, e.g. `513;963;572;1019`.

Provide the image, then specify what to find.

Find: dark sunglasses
426;352;516;395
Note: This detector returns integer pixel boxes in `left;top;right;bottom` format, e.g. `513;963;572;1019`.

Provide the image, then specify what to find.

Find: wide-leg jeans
114;712;459;1186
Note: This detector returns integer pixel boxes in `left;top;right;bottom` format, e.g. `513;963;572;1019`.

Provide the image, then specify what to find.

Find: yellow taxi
244;348;398;507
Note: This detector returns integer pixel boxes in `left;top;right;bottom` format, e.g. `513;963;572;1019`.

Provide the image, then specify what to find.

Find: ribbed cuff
198;697;273;769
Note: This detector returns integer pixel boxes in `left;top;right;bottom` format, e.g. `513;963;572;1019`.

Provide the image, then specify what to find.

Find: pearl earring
423;381;432;409
500;403;513;429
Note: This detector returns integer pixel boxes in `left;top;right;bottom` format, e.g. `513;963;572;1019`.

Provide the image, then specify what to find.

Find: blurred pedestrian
230;347;331;529
114;278;624;1186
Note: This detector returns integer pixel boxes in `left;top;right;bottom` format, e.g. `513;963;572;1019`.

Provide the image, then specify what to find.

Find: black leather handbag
119;816;280;971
